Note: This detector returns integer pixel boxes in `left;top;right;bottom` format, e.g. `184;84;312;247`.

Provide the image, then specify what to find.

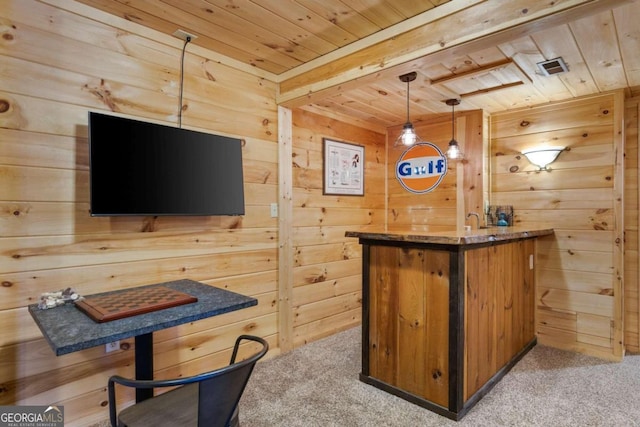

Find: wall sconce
522;146;565;170
394;72;422;148
444;98;464;161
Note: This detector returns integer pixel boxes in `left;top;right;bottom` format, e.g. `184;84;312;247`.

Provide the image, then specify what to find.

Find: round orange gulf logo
395;142;448;193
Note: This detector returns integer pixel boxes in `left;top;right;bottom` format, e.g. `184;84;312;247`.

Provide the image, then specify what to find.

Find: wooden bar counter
346;226;554;420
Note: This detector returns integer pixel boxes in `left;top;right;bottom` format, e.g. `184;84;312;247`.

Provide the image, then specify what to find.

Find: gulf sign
396;142;448;193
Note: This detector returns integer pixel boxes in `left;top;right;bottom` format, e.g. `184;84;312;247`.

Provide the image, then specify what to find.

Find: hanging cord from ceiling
178;35;192;128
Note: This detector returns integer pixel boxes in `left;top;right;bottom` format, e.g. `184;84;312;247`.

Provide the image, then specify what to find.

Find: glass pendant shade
444;98;464;161
522;146;564;170
395;122;420;147
393;72;422;149
446;139;464;160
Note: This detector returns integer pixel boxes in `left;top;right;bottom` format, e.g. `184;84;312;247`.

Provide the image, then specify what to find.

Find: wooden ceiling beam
460;81;526;98
277;0;633;109
430;59;531;86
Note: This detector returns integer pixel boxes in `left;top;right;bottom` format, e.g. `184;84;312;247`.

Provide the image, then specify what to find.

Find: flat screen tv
88;112;245;216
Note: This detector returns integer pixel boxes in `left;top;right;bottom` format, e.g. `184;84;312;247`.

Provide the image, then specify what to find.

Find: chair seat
109;335;265;427
117;384;240;427
118;384;199;427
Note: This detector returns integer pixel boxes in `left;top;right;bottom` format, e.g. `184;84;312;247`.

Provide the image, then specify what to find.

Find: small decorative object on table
38;288;83;309
487;205;514;227
497;212;509;226
75;286;198;323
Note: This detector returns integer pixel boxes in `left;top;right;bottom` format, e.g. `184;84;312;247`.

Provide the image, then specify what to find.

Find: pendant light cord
451;102;455;140
178;36;191;128
406;80;410;123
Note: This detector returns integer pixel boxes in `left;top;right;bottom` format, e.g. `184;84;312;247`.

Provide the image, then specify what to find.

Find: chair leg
228;405;239;427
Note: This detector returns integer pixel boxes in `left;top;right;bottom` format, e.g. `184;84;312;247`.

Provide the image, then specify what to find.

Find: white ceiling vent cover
537;57;569;76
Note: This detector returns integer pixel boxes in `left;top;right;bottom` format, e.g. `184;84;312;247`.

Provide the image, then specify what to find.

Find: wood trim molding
637;101;640;354
277;106;294;353
612;90;625;358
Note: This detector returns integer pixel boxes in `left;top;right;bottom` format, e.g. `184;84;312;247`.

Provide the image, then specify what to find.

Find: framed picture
323;138;364;196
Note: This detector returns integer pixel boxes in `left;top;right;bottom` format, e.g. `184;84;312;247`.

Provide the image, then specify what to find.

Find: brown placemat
75;285;198;323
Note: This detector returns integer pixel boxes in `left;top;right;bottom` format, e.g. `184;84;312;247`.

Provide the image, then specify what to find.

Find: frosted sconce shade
522;146;565;170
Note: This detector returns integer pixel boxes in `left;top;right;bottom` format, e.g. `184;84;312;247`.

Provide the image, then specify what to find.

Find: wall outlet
270;203;278;218
105;341;120;353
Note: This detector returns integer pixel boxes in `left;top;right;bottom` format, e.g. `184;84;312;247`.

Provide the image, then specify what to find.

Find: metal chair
108;335;268;427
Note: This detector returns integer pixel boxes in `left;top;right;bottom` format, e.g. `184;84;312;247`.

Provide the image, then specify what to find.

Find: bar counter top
345;226;554;246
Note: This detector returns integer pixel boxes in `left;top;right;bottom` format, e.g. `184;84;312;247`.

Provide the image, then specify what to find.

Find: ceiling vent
537;57;569;76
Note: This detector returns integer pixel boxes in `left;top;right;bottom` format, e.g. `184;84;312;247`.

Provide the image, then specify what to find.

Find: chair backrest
196;334;268;427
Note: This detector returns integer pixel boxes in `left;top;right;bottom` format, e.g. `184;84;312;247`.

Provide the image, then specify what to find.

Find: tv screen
88;112;245;216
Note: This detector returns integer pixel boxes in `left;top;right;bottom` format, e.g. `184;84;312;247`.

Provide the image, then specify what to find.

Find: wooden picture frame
323;138;364;196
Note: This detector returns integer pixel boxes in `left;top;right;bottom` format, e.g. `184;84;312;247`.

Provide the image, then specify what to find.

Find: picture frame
323;138;364;196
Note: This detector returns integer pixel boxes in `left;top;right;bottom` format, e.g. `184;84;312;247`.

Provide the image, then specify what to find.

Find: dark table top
28;279;257;356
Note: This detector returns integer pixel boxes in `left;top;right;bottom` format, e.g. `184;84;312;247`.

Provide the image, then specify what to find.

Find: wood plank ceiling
75;0;640;129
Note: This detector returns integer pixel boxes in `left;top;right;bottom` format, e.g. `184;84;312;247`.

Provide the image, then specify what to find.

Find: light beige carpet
95;326;640;426
238;327;639;427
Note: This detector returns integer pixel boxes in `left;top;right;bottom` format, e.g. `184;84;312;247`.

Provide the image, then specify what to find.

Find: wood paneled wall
624;96;639;352
1;3;387;425
491;92;625;361
290;109;386;346
387;110;486;232
0;1;281;425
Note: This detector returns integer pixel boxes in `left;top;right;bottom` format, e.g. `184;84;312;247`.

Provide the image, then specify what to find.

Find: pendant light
393;72;422;149
445;98;464;161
